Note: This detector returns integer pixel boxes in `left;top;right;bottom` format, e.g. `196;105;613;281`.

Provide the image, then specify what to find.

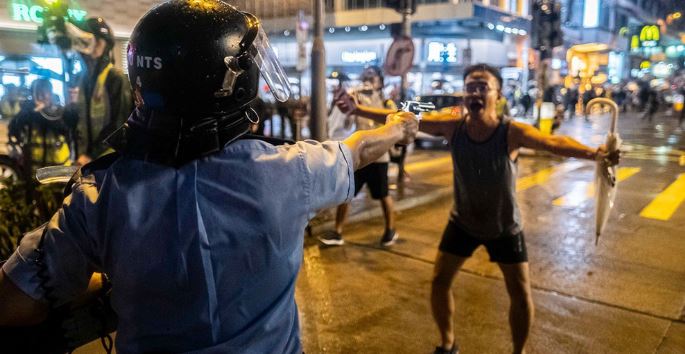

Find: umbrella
585;98;621;244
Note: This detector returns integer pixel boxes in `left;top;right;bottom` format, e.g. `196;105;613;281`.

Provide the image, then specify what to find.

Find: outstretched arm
509;121;618;163
343;112;418;170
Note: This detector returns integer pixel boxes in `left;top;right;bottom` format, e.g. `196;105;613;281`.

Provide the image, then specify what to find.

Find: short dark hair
463;63;503;91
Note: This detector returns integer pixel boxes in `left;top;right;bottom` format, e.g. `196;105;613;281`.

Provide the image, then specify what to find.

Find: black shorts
354;162;389;199
438;220;528;264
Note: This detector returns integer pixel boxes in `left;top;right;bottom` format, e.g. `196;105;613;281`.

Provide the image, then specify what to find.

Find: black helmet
110;0;291;166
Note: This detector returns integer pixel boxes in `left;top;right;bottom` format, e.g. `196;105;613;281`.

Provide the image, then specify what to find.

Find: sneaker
433;345;459;354
380;229;398;246
318;231;344;246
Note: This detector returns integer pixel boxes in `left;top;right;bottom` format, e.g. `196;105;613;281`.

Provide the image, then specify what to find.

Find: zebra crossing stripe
639;174;685;221
517;161;585;192
552;167;641;207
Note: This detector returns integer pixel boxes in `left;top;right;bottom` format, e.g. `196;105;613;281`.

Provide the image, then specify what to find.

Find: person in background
0;84;23;120
61;17;133;165
319;65;400;247
565;85;579;119
8;79;75;172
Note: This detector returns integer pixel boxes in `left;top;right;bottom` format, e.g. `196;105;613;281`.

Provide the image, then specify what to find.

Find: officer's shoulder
64;153;121;196
239;134;295;147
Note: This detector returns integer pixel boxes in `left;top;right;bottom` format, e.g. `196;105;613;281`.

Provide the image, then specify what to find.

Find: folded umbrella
586;98;621;244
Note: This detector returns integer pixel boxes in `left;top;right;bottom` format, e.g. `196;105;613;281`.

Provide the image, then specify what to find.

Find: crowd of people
511;76;685;126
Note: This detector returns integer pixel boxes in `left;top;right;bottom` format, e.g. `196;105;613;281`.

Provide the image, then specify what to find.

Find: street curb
309;186;453;236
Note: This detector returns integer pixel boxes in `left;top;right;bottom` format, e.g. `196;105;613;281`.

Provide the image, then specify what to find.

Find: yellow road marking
639;174;685;221
517;161;585;192
552;167;641;207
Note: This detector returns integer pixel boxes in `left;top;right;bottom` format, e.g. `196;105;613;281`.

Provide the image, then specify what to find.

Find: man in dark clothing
421;65;619;354
642;87;659;122
565;86;579;119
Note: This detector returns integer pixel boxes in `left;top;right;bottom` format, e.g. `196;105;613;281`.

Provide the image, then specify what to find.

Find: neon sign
639;25;660;48
341;50;377;63
9;1;87;24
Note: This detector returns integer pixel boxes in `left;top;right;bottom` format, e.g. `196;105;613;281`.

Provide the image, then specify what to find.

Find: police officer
64;17;133;164
0;1;418;353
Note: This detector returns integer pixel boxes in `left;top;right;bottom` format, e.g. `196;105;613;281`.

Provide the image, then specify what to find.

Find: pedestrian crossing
551;167;641;207
639;174;685;221
516;161;585;192
516;162;685;221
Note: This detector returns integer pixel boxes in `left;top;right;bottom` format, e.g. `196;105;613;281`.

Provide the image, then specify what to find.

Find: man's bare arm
0;269;48;326
510;121;598;160
343;112;418;170
418;115;460;139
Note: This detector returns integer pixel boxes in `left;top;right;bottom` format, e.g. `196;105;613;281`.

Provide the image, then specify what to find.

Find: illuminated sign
341;50;377;63
9;1;87;24
583;0;600;28
639;25;660;48
639;61;650;69
427;42;457;63
630;35;639;50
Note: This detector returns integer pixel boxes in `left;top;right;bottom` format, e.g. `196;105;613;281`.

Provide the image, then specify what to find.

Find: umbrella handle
585;98;619;134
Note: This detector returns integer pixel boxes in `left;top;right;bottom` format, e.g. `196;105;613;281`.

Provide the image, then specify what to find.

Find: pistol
399;101;436;119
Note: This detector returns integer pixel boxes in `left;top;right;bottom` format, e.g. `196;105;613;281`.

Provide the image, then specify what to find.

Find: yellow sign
640;61;651;69
631;35;639;50
639;25;660;47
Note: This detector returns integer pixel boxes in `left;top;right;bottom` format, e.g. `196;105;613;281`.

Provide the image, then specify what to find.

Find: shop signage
9;0;87;24
427;42;458;63
639;25;660;48
341;50;377;63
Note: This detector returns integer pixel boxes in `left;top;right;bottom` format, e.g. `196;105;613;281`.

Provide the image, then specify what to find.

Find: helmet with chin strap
108;0;290;167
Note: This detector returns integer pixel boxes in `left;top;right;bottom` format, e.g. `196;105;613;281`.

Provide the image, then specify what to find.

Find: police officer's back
0;1;418;353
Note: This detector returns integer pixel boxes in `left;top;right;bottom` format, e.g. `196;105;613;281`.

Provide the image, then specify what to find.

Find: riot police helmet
111;0;291;166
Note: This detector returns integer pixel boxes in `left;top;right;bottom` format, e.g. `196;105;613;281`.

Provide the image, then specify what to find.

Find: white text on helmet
136;55;163;70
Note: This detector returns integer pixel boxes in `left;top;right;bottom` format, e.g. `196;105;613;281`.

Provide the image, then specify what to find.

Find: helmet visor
250;25;291;102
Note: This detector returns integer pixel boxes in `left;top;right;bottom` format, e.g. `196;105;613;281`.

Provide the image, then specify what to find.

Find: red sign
384;36;415;76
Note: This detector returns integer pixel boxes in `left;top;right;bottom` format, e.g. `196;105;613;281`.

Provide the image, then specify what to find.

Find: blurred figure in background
63;17;133;165
642;85;659;123
564;85;579;119
0;84;23;120
8;79;75;173
320;65;400;247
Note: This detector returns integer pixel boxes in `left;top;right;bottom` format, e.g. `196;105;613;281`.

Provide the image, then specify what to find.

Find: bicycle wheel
0;155;22;186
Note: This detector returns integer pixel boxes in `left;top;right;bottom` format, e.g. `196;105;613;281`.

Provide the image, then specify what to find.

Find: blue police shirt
2;139;354;353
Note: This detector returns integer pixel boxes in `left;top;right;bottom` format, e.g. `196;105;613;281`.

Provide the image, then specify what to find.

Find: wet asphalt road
296;111;685;354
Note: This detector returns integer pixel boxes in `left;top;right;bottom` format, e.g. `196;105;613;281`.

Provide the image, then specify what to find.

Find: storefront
271;22;528;97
